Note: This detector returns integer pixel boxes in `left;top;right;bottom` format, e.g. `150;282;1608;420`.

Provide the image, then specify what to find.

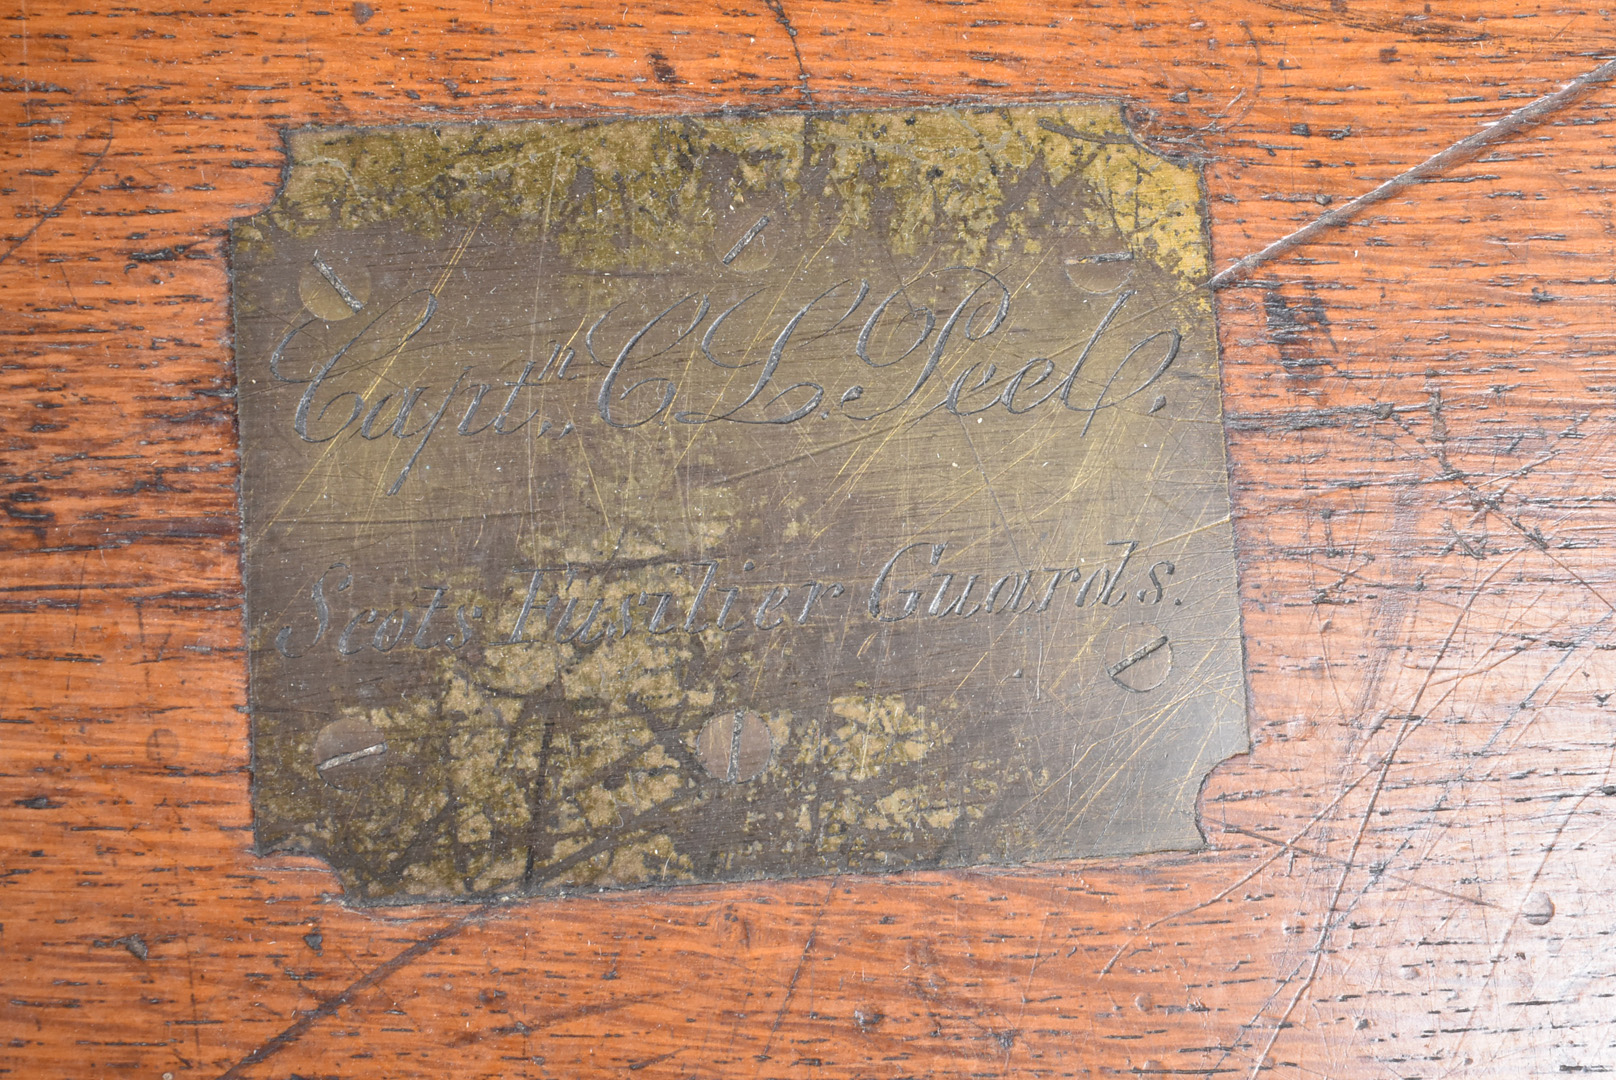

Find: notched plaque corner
233;103;1248;904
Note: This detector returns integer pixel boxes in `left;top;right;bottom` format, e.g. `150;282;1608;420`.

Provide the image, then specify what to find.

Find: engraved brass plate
233;106;1248;903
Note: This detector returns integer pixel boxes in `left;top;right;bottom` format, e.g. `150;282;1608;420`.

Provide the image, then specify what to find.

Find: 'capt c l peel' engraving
266;269;1175;497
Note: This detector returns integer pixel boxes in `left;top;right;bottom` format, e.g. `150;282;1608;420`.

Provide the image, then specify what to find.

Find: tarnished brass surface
232;105;1248;903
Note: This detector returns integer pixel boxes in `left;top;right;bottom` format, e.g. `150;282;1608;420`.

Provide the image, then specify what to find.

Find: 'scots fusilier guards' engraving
233;105;1248;903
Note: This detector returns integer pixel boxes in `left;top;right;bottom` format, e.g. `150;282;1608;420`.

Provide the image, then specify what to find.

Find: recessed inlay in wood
232;105;1248;903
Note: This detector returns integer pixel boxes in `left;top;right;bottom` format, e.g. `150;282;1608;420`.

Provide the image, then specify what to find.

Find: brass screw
1105;623;1173;693
696;710;773;783
312;717;388;789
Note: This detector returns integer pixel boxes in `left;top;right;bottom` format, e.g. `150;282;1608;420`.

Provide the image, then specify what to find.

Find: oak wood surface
5;2;1616;1077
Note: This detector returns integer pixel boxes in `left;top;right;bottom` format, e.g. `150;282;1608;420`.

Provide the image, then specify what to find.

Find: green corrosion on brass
234;104;1247;904
240;105;1209;284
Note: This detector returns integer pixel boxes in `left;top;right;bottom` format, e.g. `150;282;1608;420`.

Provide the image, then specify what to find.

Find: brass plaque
233;106;1248;903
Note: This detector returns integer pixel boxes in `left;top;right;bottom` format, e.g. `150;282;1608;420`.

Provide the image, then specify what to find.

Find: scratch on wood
1208;53;1616;290
757;883;835;1061
1231;550;1532;1078
1221;823;1505;912
0;126;113;268
214;907;492;1080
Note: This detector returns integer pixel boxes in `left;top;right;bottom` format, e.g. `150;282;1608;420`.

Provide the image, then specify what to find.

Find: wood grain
6;2;1616;1076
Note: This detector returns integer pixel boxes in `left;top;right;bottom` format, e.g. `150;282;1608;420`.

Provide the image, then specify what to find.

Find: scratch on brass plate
231;104;1249;903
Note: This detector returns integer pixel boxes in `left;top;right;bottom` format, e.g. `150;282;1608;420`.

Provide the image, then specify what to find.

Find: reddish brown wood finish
6;3;1616;1077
